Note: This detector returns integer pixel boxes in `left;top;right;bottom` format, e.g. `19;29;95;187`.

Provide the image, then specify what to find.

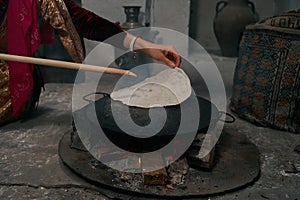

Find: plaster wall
190;0;300;52
82;0;190;54
81;0;300;55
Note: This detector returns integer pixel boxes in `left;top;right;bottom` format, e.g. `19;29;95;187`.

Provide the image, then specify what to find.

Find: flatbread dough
110;68;191;108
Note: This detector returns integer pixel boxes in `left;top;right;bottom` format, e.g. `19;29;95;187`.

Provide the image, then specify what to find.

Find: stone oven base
58;130;260;198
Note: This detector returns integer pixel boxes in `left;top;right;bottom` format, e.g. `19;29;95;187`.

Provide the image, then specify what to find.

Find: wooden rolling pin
0;53;136;77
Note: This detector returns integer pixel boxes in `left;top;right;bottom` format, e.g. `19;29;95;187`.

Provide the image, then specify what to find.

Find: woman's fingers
164;47;181;68
166;51;181;67
138;44;181;68
161;55;176;68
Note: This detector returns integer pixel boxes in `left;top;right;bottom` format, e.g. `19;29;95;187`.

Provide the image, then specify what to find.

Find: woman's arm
63;0;125;46
63;0;181;68
123;34;181;68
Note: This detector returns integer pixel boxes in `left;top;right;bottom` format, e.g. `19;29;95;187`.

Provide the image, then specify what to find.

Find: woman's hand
138;44;181;68
123;33;181;68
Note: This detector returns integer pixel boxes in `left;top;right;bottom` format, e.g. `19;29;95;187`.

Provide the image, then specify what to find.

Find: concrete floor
0;54;299;200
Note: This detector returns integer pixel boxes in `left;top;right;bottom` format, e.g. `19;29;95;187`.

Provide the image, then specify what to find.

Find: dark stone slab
0;83;299;200
0;186;108;200
58;129;260;198
294;144;300;154
0;84;94;190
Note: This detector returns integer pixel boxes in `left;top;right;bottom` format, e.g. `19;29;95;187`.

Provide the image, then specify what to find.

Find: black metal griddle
73;92;223;153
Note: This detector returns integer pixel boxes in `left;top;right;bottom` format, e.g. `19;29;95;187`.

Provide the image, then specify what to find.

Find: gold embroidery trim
39;0;84;63
0;61;14;125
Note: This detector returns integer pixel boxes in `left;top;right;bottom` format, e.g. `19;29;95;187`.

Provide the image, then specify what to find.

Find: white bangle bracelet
129;36;139;51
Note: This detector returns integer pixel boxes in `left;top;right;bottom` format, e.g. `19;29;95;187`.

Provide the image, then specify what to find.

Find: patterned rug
230;10;300;133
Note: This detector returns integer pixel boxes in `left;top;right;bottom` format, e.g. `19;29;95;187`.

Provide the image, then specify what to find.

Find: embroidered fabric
0;0;127;125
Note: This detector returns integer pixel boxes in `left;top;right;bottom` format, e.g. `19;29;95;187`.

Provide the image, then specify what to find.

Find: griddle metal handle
82;92;110;103
218;111;236;123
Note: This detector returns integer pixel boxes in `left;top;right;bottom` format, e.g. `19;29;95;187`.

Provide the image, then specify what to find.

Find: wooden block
143;168;169;185
186;133;216;170
142;152;169;185
70;130;87;152
98;150;142;173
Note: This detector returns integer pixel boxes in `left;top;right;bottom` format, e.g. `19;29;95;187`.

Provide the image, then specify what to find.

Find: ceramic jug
213;0;259;57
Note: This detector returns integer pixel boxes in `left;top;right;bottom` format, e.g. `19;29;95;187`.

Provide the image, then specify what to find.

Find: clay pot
213;0;259;57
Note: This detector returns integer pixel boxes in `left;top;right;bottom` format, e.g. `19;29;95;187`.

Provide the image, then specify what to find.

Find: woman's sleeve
63;0;126;48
